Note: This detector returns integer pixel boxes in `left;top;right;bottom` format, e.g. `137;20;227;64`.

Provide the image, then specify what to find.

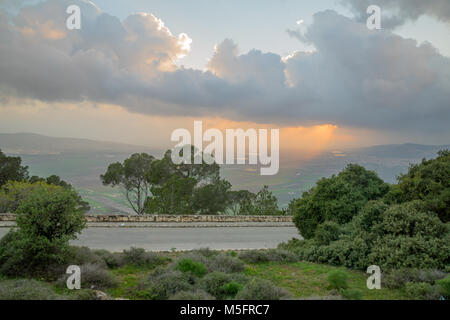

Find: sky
0;0;449;156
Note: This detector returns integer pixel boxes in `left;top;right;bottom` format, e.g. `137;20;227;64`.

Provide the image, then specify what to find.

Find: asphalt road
0;226;301;252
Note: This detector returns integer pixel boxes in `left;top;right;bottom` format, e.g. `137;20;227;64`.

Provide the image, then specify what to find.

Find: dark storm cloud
341;0;450;28
0;1;449;135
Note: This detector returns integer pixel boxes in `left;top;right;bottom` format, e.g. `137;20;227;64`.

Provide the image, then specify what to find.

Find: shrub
0;185;85;277
436;275;450;298
0;279;63;300
56;263;118;290
238;249;298;264
387;150;450;223
208;253;245;273
93;249;122;269
327;270;349;290
341;288;363;300
169;290;215;300
315;221;341;245
175;258;208;277
235;278;289;300
121;247;167;267
68;246;106;267
221;281;244;297
369;235;449;270
404;282;437;300
383;269;447;289
292;164;389;239
140;270;192;300
199;272;231;298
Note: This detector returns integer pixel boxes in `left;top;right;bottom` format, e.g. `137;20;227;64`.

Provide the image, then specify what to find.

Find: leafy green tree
193;179;232;215
28;175;90;212
253;185;280;215
0;185;86;276
386;149;450;223
292;164;389;239
145;176;197;214
0;150;28;187
227;190;256;215
101;153;155;214
144;147;229;215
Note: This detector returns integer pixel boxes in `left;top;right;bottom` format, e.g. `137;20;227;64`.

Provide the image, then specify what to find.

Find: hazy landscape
1;132;447;214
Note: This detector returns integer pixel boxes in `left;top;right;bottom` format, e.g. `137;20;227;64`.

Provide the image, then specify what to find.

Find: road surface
0;226;301;252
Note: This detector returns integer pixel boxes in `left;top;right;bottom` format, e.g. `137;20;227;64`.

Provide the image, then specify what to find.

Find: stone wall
0;213;292;223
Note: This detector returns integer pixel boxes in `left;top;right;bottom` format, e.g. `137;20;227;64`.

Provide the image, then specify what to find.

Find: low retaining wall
0;213;292;223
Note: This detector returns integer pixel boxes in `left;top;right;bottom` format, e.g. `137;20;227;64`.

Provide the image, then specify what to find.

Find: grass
102;255;408;300
106;265;156;299
244;261;409;300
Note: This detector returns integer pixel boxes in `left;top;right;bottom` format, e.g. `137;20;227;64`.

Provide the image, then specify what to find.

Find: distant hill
352;143;450;159
0;132;159;155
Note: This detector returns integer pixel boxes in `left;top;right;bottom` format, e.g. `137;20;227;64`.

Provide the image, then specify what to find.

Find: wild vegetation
101;147;284;215
0;149;448;300
279;150;450;298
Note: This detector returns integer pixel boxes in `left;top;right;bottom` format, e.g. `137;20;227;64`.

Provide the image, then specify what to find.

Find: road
0;226;300;252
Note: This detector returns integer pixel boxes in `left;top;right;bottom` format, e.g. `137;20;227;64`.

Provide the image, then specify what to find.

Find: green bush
68;246;106;267
56;263;118;290
0;279;63;300
121;247;168;267
436;275;450;298
169;289;215;300
139;270;192;300
327;270;349;290
175;258;208;277
315;221;341;245
235;278;289;300
292;164;389;239
341;288;363;300
208;253;245;273
0;186;86;277
221;281;244;297
93;249;122;269
404;282;438;300
238;249;298;264
386;150;450;223
199;272;231;298
369;235;449;270
383;269;447;289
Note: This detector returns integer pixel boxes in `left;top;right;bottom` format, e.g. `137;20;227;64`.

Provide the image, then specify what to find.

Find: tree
101;153;155;214
28;175;90;212
292;164;389;239
192;179;232;215
145;176;197;214
0;185;86;276
0;149;28;187
144;147;229;215
253;185;280;215
386;149;450;223
227;190;256;215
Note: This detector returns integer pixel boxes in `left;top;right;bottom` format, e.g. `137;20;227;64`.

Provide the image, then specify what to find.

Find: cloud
341;0;450;28
0;2;449;138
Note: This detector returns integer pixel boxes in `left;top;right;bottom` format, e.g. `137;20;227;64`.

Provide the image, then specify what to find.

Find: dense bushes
292;164;389;239
0;185;86;277
121;247;168;267
175;259;208;277
386;150;450;223
285;152;450;272
235;278;290;300
0;279;63;300
238;249;298;264
327;270;348;290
